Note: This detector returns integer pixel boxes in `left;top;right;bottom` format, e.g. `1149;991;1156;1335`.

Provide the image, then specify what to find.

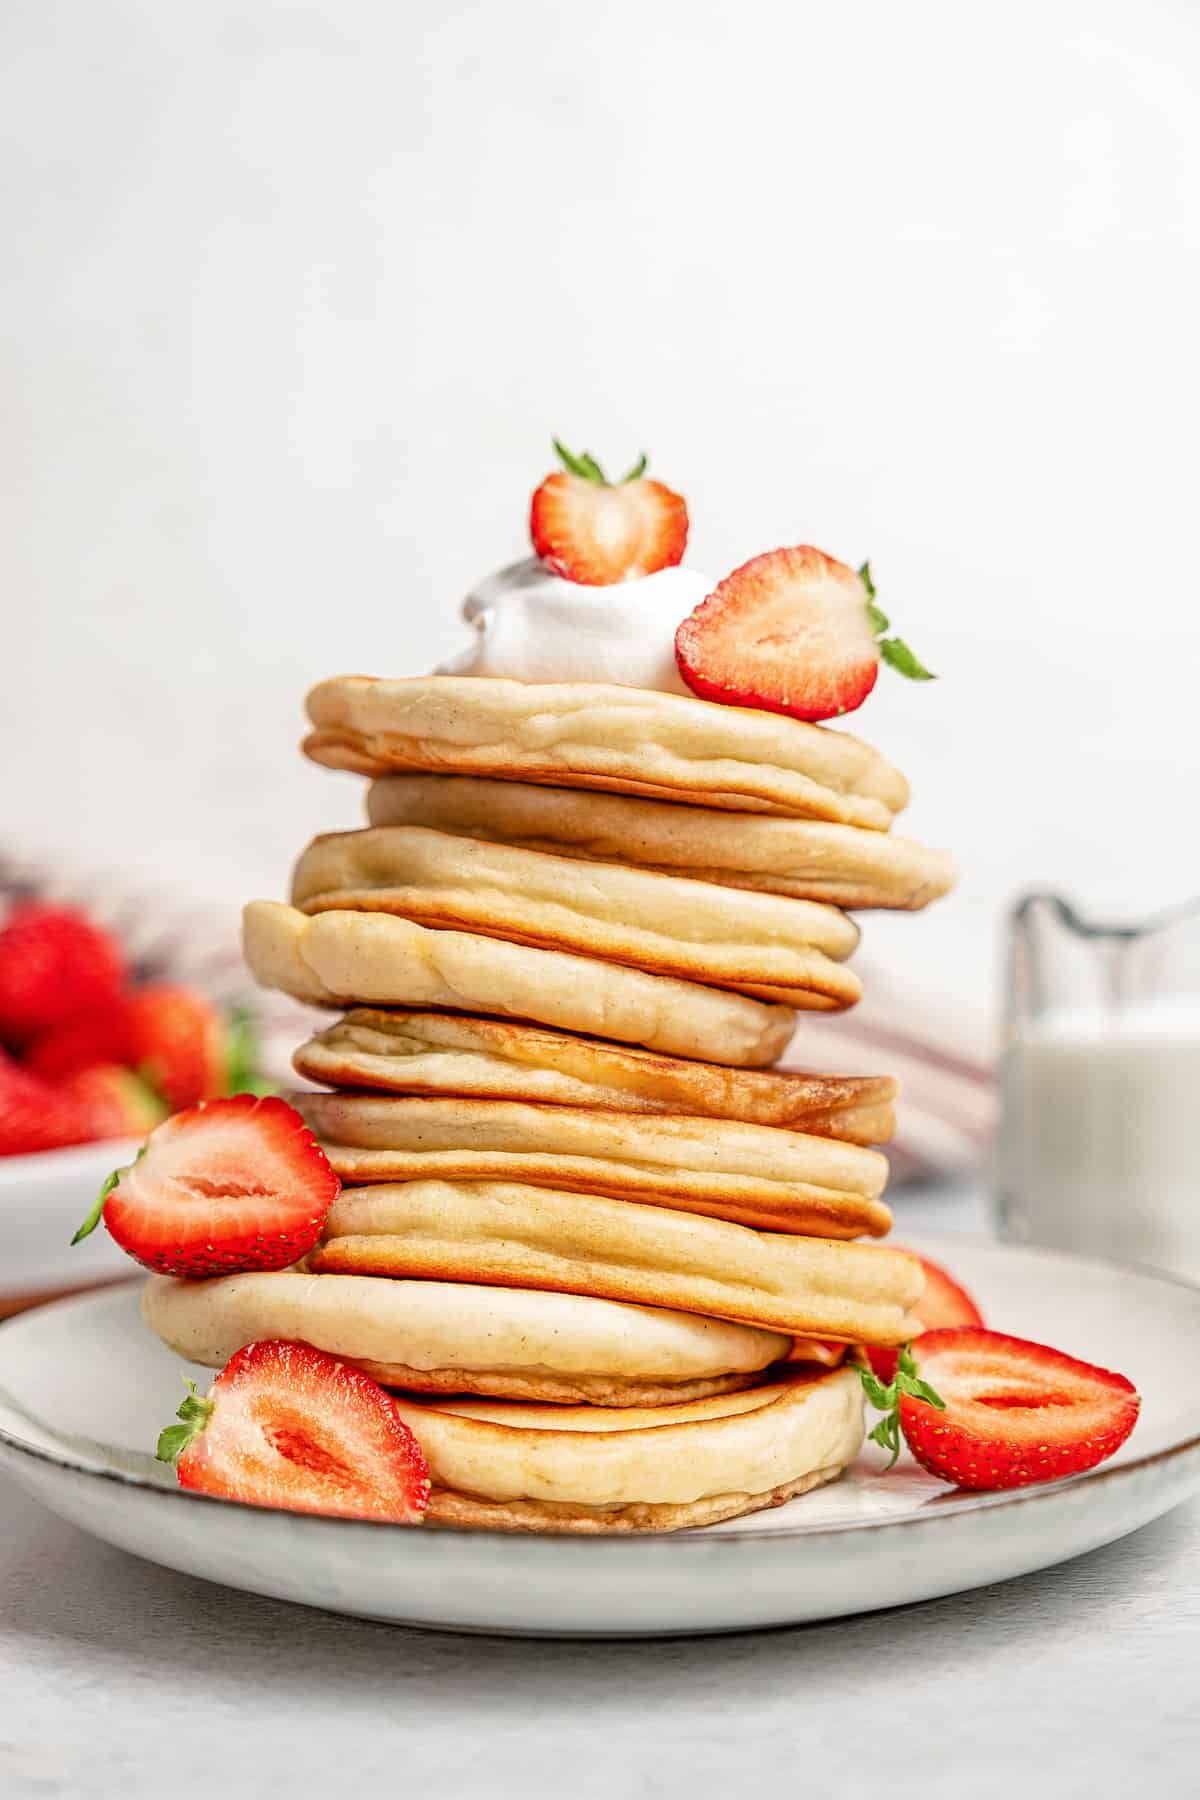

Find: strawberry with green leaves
73;1093;339;1277
62;1064;166;1139
530;440;688;585
675;547;933;722
127;985;229;1111
857;1328;1140;1490
157;1340;430;1523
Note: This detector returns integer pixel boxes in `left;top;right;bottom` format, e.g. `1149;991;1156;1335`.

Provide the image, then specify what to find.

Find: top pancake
367;774;956;910
303;676;909;828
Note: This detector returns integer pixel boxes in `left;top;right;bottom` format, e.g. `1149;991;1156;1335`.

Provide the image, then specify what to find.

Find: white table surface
2;1183;1198;1799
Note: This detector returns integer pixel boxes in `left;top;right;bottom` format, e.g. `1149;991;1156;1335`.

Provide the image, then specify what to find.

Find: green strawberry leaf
553;439;608;484
71;1143;150;1246
854;1344;946;1469
857;562;935;679
71;1166;123;1245
620;453;648;483
225;1004;273;1097
880;637;936;681
156;1378;214;1464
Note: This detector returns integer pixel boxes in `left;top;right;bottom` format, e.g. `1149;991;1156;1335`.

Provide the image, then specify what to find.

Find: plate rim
2;1233;1199;1550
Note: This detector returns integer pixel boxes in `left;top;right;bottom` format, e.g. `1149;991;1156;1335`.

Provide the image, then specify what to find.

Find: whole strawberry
0;904;125;1045
0;1050;96;1157
63;1064;166;1140
26;997;137;1082
127;985;227;1111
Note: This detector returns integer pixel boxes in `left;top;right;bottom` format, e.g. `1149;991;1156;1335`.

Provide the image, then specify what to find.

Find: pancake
302;675;909;828
368;774;957;910
311;1180;926;1341
292;1093;892;1238
294;1009;897;1140
140;1270;790;1405
290;826;862;1011
392;1367;865;1532
243;901;796;1068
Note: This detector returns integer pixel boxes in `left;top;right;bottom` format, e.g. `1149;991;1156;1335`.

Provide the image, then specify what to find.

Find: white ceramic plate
0;1138;141;1301
0;1234;1197;1638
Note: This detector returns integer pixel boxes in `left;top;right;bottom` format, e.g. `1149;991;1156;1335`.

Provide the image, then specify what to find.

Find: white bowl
0;1138;141;1303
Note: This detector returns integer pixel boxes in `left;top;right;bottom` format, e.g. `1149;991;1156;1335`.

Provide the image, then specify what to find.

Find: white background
4;0;1199;1033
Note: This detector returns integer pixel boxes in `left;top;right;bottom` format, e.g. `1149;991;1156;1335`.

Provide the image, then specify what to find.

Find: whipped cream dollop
437;559;715;695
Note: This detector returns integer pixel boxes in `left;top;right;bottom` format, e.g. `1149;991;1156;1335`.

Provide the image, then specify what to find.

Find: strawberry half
73;1093;340;1278
156;1340;430;1524
899;1328;1140;1491
529;440;688;585
675;548;933;722
0;904;125;1045
867;1253;984;1384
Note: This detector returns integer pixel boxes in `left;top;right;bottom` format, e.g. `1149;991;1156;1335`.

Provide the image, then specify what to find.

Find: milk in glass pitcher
996;893;1200;1276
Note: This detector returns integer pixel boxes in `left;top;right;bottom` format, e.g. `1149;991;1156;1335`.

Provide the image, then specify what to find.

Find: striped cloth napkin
1;850;994;1184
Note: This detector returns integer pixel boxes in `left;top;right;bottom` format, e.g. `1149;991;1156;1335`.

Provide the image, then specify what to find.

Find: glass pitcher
995;892;1200;1276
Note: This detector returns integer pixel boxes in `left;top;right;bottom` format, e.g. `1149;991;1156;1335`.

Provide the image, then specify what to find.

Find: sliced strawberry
899;1328;1140;1491
786;1337;848;1367
0;904;125;1045
62;1063;166;1140
0;1050;97;1157
675;547;933;722
156;1340;430;1524
529;441;688;585
26;997;137;1081
128;985;227;1111
868;1253;984;1383
73;1094;340;1278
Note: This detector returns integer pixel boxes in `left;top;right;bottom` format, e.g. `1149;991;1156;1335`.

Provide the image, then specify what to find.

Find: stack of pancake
144;674;955;1532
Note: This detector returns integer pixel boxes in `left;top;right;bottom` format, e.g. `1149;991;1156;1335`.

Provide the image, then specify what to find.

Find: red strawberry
128;985;227;1111
73;1093;340;1278
675;548;933;722
0;904;125;1045
529;441;688;585
0;1050;97;1157
63;1064;166;1140
898;1328;1140;1491
786;1337;848;1367
868;1253;984;1384
156;1340;430;1524
26;997;137;1081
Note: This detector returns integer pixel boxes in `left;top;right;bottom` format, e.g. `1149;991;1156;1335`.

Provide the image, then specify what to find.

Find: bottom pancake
424;1465;844;1533
392;1367;865;1533
140;1269;790;1405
